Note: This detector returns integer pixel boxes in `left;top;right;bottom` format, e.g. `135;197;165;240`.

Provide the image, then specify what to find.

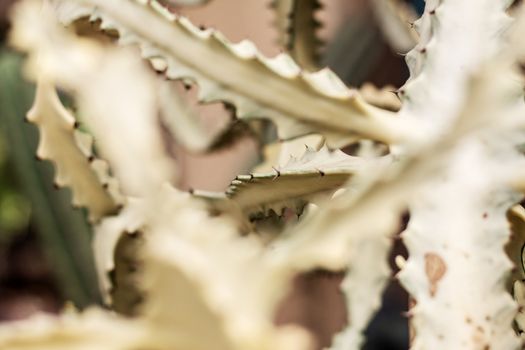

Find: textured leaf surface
11;0;177;196
395;1;524;349
27;81;120;221
271;0;322;71
51;0;412;147
135;186;312;350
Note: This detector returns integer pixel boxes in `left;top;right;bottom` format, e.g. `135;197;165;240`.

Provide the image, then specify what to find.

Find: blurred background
0;0;422;349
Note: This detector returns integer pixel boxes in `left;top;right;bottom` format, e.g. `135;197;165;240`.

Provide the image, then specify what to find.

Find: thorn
88;155;95;163
271;167;281;180
199;25;206;30
249;174;254;180
102;183;109;189
53;182;60;190
419;47;427;54
188;188;195;194
389;90;402;101
396;89;406;97
34;154;42;161
429;9;436;15
317;169;325;177
23;116;30;123
73;121;80;129
183;82;192;90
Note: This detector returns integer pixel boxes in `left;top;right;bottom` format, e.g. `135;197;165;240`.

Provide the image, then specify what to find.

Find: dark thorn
102;183;109;189
188;188;195;194
34;155;42;161
88;155;95;163
249;174;254;180
318;169;325;177
199;25;206;30
272;166;281;178
53;183;60;190
429;9;436;15
73;121;80;129
183;82;192;90
420;47;427;54
389;90;402;101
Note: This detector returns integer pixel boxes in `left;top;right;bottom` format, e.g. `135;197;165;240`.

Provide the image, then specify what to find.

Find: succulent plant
2;0;525;349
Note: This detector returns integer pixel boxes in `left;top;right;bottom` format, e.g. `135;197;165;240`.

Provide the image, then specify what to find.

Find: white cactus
2;0;525;349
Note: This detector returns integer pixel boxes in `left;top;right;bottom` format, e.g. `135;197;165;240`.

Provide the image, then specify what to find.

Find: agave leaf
51;0;415;147
27;80;120;222
271;0;323;71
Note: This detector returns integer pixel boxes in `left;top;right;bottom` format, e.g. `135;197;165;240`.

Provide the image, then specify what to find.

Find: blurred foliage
0;47;101;307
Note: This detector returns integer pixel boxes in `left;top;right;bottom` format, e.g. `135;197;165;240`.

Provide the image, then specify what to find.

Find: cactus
2;0;525;349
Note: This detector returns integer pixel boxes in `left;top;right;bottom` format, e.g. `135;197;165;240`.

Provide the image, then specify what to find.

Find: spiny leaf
51;0;414;148
27;81;121;221
271;0;323;71
137;186;312;350
197;146;387;223
11;1;177;195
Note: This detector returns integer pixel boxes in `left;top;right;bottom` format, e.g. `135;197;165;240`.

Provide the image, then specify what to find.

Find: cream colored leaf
0;308;143;350
359;83;402;112
27;80;119;221
51;0;415;147
10;0;177;196
370;0;418;54
271;0;323;71
138;186;313;350
196;146;389;225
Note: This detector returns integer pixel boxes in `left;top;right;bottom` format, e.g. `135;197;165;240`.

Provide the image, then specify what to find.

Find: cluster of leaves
2;0;525;350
